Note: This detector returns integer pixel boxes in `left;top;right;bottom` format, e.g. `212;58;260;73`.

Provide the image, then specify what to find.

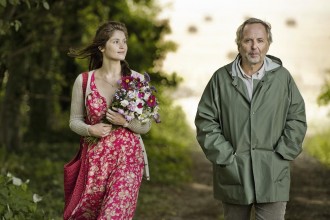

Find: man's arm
275;75;307;160
195;73;235;165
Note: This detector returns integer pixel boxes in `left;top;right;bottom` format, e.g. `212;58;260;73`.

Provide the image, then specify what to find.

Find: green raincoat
195;55;307;204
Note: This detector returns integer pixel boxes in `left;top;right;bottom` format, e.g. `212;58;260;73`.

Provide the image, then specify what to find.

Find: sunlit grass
304;129;330;167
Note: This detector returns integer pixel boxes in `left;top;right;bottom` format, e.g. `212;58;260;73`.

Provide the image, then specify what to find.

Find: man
194;18;307;220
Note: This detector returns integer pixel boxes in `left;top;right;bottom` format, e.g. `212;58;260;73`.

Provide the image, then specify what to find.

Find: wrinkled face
101;30;127;61
238;23;270;66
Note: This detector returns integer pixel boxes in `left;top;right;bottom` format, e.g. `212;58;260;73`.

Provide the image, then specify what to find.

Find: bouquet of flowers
112;71;160;124
85;72;160;145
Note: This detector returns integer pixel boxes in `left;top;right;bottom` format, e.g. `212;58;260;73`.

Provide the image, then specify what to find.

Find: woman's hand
106;109;127;126
88;123;112;138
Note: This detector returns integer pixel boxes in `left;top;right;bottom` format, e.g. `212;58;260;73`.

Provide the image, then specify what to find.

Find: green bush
142;99;194;184
0;107;194;219
0;143;77;219
0;94;194;218
0;173;44;219
304;129;330;166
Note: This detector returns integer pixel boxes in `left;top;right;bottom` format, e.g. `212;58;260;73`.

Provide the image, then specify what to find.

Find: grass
2;126;329;219
304;128;330;167
0;137;193;219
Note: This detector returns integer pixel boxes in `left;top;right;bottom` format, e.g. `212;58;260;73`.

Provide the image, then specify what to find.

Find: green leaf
14;20;21;31
4;208;13;218
0;187;9;199
24;0;31;9
8;0;20;6
42;1;49;10
21;183;28;191
0;0;6;7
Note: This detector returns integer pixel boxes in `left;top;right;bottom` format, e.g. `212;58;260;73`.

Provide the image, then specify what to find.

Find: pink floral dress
70;73;145;220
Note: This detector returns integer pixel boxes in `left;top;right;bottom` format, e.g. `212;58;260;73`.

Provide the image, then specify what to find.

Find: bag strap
82;72;88;100
63;71;89;219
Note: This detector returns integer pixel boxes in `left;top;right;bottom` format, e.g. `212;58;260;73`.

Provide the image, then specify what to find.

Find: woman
65;21;151;219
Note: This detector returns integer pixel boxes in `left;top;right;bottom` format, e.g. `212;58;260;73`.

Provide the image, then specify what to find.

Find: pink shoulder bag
63;72;88;220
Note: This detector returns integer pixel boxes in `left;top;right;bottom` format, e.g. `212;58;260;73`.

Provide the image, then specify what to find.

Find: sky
157;0;330;133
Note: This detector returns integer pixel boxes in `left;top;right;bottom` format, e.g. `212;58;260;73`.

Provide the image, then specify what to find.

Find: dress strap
82;72;88;99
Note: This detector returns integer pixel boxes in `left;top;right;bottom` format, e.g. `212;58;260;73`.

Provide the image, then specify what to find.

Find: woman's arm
106;109;152;134
126;119;151;134
69;74;91;136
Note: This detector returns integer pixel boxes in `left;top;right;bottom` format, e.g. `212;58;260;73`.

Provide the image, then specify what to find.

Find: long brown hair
68;21;131;76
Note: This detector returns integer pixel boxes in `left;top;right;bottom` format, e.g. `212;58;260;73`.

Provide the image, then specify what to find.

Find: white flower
12;177;22;186
144;92;151;100
135;107;143;115
110;71;159;124
154;105;160;112
120;100;129;107
125;115;134;121
127;90;136;99
128;102;137;112
33;194;43;203
131;71;144;81
118;108;125;114
131;71;139;78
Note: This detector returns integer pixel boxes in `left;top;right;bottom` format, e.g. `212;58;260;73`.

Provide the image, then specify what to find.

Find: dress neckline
91;71;115;108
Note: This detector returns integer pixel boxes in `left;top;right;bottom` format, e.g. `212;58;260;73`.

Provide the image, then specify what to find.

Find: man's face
238;23;270;66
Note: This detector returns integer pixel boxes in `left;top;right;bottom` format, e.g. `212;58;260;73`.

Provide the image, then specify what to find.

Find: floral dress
70;73;145;220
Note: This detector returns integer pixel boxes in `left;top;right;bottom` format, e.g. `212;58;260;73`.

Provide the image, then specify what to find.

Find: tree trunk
0;58;27;150
0;63;6;91
26;77;54;142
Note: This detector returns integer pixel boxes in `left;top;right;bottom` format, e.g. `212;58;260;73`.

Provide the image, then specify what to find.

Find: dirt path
286;153;330;220
185;149;330;220
136;148;330;220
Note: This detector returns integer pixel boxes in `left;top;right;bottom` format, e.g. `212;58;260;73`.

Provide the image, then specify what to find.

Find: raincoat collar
225;54;282;79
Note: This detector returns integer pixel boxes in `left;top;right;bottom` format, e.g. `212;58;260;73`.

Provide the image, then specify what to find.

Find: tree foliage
0;0;49;35
0;173;44;219
318;69;330;106
0;1;195;218
0;0;182;150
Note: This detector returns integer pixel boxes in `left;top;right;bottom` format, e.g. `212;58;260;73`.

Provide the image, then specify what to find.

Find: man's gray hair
235;18;272;47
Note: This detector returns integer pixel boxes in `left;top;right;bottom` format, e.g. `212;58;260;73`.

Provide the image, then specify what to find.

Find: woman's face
101;30;127;61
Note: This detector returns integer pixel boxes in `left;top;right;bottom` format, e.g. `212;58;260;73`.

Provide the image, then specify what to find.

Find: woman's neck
98;60;122;78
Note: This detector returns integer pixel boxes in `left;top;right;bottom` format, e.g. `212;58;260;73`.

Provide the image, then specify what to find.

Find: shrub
304;129;330;167
0;173;44;219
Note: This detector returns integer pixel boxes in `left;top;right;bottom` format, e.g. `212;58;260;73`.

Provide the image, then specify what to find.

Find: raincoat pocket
215;155;241;185
273;152;290;183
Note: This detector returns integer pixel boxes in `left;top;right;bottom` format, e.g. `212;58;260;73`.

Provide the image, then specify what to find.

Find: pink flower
137;81;144;88
138;92;144;98
121;76;133;89
111;72;160;124
117;108;125;114
153;113;161;123
147;95;157;107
